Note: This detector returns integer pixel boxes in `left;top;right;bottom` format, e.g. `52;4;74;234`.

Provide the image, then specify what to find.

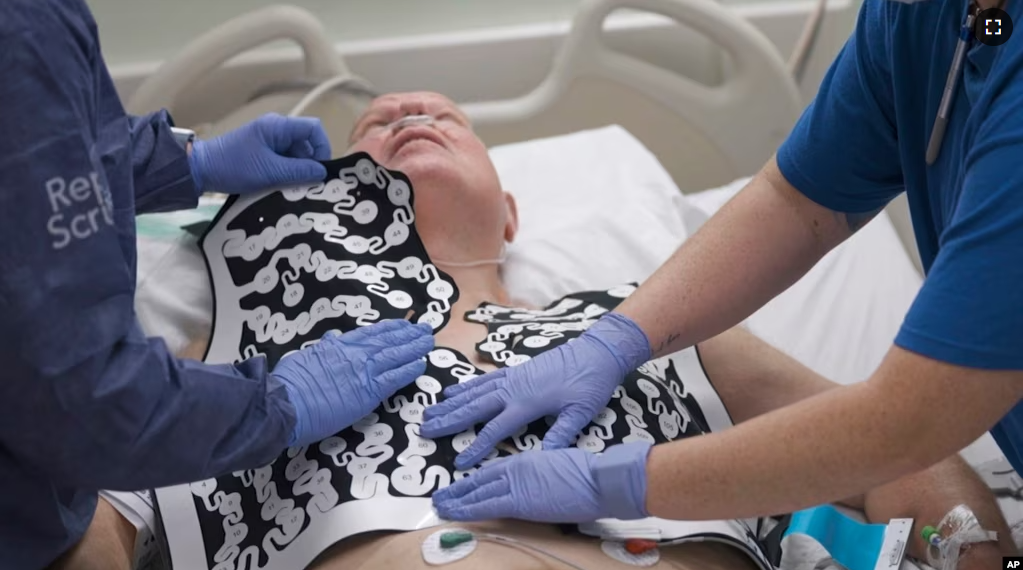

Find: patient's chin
391;154;463;191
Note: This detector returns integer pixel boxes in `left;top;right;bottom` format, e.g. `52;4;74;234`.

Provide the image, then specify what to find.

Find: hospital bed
123;0;1023;565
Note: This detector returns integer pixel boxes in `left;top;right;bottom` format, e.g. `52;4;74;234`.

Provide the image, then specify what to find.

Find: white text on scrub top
45;172;114;250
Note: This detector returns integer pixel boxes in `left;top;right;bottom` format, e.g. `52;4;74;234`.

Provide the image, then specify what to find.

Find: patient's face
347;92;516;260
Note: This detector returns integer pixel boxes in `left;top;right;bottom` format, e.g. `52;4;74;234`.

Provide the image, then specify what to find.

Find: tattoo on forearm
656;332;682;354
842;208;883;233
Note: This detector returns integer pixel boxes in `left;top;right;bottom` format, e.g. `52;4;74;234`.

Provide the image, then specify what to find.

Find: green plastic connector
439;530;474;549
921;525;940;545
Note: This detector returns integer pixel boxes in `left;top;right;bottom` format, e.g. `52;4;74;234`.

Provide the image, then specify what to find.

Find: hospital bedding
123;125;1018;568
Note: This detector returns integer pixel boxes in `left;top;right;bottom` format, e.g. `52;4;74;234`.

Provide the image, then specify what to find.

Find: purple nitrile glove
432;441;653;523
272;320;434;447
420;312;652;470
189;113;331;195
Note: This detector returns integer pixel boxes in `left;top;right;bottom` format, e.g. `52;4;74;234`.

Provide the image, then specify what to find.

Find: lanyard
925;5;977;165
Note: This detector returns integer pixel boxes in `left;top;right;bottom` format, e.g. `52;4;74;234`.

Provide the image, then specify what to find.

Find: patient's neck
432;265;511;370
439;265;511;312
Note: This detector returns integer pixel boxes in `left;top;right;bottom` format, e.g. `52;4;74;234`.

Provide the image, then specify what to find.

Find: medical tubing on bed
924;504;998;570
433;244;508;268
390;114;435;130
476;533;593;570
286;74;380;118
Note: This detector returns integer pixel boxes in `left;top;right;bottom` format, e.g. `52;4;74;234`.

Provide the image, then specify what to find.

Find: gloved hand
420;312;652;470
189;113;331;195
432;441;653;523
273;320;434;447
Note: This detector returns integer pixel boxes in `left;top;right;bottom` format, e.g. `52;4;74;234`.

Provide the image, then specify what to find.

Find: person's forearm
617;158;851;357
644;347;1023;520
4;333;293;490
853;455;1018;565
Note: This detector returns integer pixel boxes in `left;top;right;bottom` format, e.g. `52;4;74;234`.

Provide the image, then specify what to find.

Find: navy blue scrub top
0;2;295;567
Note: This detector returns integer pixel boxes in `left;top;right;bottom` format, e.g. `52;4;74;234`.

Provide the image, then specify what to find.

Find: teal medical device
783;505;912;570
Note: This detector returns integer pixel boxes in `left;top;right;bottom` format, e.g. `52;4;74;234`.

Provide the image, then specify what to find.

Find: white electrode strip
421;528;478;566
873;519;913;570
600;541;660;567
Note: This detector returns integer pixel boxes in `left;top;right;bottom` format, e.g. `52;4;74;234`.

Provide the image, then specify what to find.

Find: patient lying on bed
54;92;1014;570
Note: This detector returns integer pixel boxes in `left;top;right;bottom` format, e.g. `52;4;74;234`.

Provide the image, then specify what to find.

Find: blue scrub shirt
778;0;1023;469
0;2;295;568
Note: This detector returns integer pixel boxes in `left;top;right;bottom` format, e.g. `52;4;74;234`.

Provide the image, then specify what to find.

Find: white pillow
494;125;697;306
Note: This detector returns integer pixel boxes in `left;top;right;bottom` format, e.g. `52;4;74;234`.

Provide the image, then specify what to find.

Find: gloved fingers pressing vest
425;369;508;418
369;333;436;373
442;366;506;399
372;358;429;396
421;313;652;469
541;404;596;449
189;113;331;195
432;442;652;523
431;447;598;523
273;320;435;447
452;405;537;470
333;316;409;343
421;391;510;456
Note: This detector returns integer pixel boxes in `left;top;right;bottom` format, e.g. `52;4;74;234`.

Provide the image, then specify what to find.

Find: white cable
787;0;829;84
433;245;508;268
477;533;593;570
287;74;380;118
432;257;506;268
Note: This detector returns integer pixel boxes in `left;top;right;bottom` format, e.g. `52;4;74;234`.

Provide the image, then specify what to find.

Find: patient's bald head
347;92;517;265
